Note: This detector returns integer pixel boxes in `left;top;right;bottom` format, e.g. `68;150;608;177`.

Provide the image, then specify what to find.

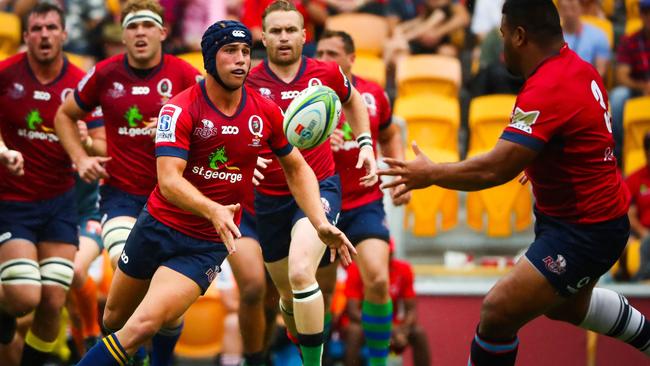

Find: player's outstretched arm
157;156;241;253
378;122;411;206
379;139;539;198
55;94;110;183
343;87;378;187
277;149;357;265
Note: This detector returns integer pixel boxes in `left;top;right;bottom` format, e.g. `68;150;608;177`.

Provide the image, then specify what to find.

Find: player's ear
301;28;306;44
513;26;526;48
159;26;168;42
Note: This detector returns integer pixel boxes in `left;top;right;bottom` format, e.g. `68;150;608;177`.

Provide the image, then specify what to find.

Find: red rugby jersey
148;82;291;242
501;45;630;223
0;53;85;201
74;53;201;196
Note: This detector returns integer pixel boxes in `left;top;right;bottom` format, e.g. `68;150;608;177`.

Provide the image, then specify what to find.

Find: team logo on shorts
543;254;566;275
321;197;331;215
205;265;221;283
0;232;12;244
509;107;539;134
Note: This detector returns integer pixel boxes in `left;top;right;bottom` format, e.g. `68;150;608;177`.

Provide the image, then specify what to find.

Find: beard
268;46;301;66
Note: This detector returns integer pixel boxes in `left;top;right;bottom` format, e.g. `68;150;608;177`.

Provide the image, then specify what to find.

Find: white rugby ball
283;85;342;149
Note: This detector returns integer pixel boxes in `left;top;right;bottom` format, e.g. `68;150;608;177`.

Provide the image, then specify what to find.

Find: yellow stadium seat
625;18;643;36
396;55;461;98
325;13;389;57
351;55;386;88
177;52;205;74
627;0;640;20
581;15;614;47
603;0;615;17
65;52;95;71
403;147;459;236
466;150;533;237
623;97;650;157
468;94;516;151
0;12;21;55
625;148;647;176
393;94;460;153
175;286;226;358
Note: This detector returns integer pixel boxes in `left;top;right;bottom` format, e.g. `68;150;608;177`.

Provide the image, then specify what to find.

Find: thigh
288;218;327;277
265;257;292;300
229;237;266;292
355;238;390;283
104;267;151;330
0;239;39;305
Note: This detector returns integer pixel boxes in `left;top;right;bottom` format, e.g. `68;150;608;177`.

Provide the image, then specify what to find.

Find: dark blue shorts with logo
0;189;78;246
118;208;229;294
337;198;390;245
525;209;629;297
255;175;342;263
99;184;149;222
239;208;259;241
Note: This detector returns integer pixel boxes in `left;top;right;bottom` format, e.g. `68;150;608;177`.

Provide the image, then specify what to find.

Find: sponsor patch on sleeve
156;104;182;143
509;107;540;134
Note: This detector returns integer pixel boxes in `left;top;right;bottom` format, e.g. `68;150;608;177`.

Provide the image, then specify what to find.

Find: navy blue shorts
337;199;390;245
255;175;342;263
118;208;229;294
525;210;629;297
0;189;78;246
239;208;259;241
99;184;149;223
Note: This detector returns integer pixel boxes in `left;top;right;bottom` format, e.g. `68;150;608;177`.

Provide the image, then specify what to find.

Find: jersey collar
200;79;247;120
24;54;69;87
263;55;307;85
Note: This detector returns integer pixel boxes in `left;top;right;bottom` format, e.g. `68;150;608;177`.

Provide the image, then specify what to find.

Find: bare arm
379;123;410;206
157;156;241;252
380;139;538;196
616;64;648;93
628;204;649;239
277;149;356;264
343;87;377;186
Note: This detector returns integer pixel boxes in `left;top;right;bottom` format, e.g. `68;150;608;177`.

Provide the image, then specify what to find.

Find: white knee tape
102;219;134;261
0;259;41;286
39;258;74;290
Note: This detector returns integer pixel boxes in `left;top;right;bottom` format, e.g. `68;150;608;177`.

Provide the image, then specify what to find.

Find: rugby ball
283;85;342;149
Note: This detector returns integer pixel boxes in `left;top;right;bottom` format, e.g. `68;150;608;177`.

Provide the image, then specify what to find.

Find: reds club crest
543;254;567;275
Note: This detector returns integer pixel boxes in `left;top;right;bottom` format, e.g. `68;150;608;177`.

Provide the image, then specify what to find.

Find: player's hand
329;129;344;152
252;157;272;186
144;118;158;139
76;120;89;142
390;183;412;206
210;203;241;254
76;156;111;183
357;145;378;187
379;141;435;199
317;223;357;266
0;149;24;176
391;329;409;350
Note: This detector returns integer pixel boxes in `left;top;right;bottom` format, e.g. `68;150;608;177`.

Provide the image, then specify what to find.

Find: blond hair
120;0;165;25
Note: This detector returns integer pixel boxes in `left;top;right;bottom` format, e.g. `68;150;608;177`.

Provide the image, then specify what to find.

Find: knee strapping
102;220;134;261
0;258;41;286
40;257;74;290
292;283;321;303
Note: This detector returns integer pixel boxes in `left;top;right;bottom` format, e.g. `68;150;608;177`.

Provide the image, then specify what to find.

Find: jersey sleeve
500;85;563;152
155;103;193;160
378;90;392;130
399;262;416;299
74;66;100;112
344;263;364;300
324;61;352;104
85;107;104;129
266;103;293;157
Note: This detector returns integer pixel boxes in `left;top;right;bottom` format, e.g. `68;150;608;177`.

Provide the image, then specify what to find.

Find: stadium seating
175;284;226;358
351;54;386;88
177;52;205;74
625;17;643;36
393;94;460;153
623;96;650;157
466;150;533;237
625;148;646;176
325;13;389;58
65;52;95;71
468;94;516;152
403;147;459;236
581;15;614;47
0;12;21;55
395;55;462;98
627;0;641;20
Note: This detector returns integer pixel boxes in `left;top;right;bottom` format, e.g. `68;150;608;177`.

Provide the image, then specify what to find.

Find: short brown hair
319;30;355;54
262;0;304;30
120;0;165;25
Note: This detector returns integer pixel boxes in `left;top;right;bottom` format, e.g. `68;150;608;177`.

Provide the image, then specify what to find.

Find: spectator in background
470;0;504;42
384;0;470;66
610;0;650;160
470;27;524;97
626;132;650;281
325;0;387;15
343;241;430;366
240;0;328;57
558;0;610;78
580;0;606;18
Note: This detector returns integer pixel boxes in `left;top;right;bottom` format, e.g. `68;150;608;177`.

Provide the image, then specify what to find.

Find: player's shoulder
354;75;384;95
245;84;281;115
167;82;201;108
92;53;125;76
305;57;340;75
523;47;592;98
0;52;25;73
64;59;88;80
